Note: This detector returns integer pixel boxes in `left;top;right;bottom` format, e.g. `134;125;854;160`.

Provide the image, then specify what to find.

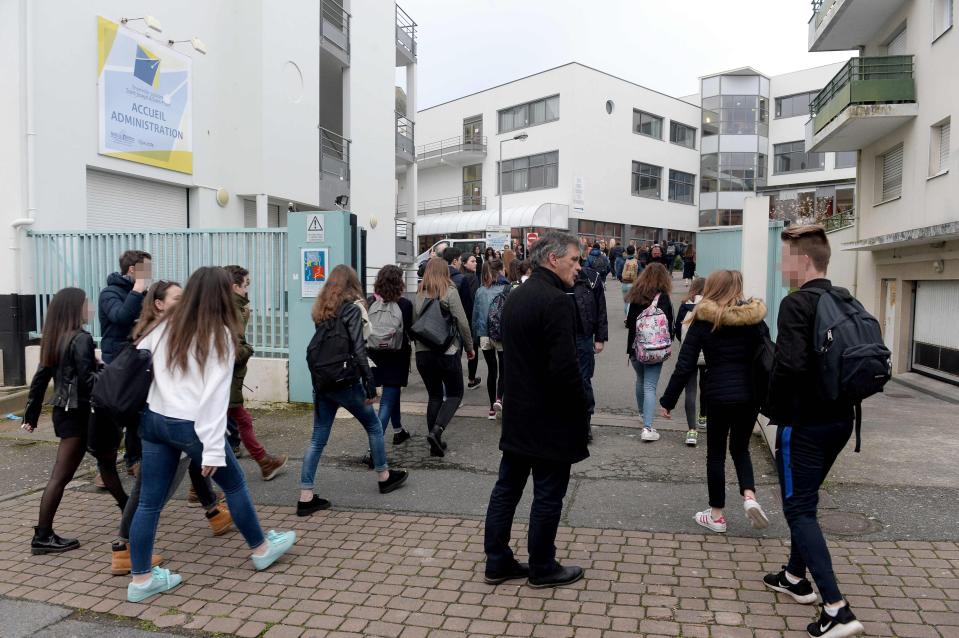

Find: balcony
809;0;909;52
319;127;350;208
398;196;487;217
321;0;350;66
416;135;488;169
396;113;415;167
806;56;917;152
396;5;417;66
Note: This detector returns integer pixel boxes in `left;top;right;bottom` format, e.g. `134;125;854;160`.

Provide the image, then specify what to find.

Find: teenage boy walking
571;255;608;443
224;266;287;481
764;225;864;638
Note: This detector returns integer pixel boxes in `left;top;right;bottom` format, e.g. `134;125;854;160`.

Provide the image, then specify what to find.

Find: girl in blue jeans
624;263;674;442
298;266;409;518
128;267;295;603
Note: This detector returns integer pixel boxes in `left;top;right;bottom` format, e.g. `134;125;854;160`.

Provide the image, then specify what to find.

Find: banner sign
301;248;329;298
97;17;193;174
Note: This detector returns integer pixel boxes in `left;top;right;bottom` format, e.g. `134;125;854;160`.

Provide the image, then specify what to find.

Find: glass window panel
515;104;528;127
529;154;545;167
512;169;527;192
512;156;528;170
835;151;857;169
545;164;558;187
531;100;546;125
528;165;545;189
546;96;560;120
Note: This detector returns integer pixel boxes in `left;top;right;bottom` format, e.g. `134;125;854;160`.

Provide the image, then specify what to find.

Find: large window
631;161;662;199
498;151;559;194
835;151;857;169
670;121;696;149
701;153;718;192
720;152;765;191
668;170;695;204
774;141;825;174
719;95;768;136
702;96;720;137
699;209;743;227
775;91;819;119
498;95;559;133
633;110;663;139
878;143;904;201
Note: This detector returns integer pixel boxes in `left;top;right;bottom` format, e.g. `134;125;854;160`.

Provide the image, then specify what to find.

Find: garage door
86;169;187;230
912;280;959;382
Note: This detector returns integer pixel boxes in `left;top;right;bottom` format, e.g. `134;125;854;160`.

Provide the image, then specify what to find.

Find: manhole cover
819;511;882;536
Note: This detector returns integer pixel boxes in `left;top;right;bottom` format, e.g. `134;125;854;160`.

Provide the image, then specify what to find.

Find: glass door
463;116;482;146
463;164;482;210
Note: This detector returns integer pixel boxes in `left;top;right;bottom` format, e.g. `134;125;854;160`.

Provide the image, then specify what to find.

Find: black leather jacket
340;302;377;399
571;266;609;342
24;330;99;425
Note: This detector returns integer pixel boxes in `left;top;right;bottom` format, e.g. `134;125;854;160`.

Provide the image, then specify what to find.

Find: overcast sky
400;0;854;109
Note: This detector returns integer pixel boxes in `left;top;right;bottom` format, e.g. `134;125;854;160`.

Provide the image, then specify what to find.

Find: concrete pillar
256;193;268;228
741;196;770;301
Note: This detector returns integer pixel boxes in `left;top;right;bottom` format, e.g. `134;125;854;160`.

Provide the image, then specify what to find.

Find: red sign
526;232;539;247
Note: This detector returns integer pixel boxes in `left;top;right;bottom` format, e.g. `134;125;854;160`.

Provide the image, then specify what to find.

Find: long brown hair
40;287;87;367
163;267;238;374
685;245;696;261
133;280;182;340
682;277;705;304
482;258;504;287
626;262;672;306
418;257;452;299
689;270;745;330
312;265;364;323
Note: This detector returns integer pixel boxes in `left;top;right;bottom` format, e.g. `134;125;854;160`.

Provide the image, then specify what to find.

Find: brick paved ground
1;490;957;637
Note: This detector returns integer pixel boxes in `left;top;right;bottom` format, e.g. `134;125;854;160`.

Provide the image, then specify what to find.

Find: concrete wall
826;225;858;291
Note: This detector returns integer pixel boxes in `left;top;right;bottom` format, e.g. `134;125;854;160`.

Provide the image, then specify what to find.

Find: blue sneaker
251;530;296;571
126;566;182;602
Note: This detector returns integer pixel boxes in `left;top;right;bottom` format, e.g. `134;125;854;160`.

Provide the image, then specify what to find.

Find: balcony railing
811;0;837;26
416;135;488;161
396;4;417;60
321;0;350;57
398;195;486;216
396;113;415;160
809;56;916;134
820;209;856;232
320;127;350;181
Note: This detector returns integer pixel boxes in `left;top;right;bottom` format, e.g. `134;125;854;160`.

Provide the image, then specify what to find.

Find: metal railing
321;0;351;56
810;55;915;117
404;195;486;216
819;209;856;232
395;4;417;60
396;112;415;159
416;135;488;161
320;127;351;182
812;0;837;26
27;229;290;356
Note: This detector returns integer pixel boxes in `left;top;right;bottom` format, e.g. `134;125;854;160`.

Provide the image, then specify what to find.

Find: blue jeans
621;283;631;317
301;381;389;489
378;386;403;434
630;358;663;429
130;408;265;575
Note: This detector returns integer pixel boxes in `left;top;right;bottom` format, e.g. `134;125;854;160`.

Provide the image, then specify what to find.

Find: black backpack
306;308;359;393
810;286;892;452
752;321;776;417
409;298;457;351
91;343;154;421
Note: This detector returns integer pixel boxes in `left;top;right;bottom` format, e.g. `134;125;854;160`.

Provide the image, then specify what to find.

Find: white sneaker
695;509;727;533
685;430;699;446
641;428;660;442
744;498;770;530
493;398;503;412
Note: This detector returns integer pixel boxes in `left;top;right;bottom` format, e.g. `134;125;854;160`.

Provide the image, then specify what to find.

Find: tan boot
111;542;163;575
257;454;288;481
206;504;233;537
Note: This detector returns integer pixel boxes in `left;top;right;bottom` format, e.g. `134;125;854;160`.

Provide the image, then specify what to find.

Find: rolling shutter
86;169;187;230
939;121;951;171
880;144;903;201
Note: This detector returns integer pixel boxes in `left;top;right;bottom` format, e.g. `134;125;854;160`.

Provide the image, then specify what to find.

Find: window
702;96;720;137
714;95;769;136
774;141;825;174
463;164;482;207
934;0;953;40
497;95;559;133
498;151;558;194
701;153;718;192
699;209;743;227
668;170;695;204
633;110;663;139
878;143;904;201
669;121;696;148
631;161;662;199
719;152;764;191
931;118;951;174
775;91;819;119
835;151;857;169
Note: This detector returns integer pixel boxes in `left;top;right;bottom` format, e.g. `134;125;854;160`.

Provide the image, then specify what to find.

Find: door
912;280;959;382
463;115;482;145
463;164;482;210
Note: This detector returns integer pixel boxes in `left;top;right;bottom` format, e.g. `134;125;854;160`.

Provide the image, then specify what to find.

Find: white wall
0;0;27;295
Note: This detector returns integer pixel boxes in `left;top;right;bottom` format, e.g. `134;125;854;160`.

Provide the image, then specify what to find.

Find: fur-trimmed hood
695;298;767;326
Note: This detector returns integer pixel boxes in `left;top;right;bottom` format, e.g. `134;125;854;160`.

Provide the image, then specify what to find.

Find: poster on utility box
97;16;193;174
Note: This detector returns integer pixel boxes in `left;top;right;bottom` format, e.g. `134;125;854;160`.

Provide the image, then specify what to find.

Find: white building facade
807;0;958;383
413;63;702;253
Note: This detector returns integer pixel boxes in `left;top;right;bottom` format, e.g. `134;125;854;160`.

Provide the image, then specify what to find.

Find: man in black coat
572;260;608;442
483;231;588;589
442;246;474;325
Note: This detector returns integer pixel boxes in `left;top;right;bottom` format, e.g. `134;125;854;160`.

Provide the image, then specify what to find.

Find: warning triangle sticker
308;217;323;231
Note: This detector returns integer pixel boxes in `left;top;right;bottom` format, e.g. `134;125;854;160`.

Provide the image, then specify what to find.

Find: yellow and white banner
97;16;193;174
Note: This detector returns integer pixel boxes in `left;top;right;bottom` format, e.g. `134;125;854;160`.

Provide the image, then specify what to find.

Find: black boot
31;526;80;555
426;427;445;457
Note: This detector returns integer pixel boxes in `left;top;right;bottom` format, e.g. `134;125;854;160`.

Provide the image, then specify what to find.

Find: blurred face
464;255;477;272
548;244;582;287
780;242;809;288
155;285;183;313
129;258;152;281
83;300;94;324
233;275;251;298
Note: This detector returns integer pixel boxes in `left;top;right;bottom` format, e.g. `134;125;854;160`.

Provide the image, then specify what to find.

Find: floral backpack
632;293;672;364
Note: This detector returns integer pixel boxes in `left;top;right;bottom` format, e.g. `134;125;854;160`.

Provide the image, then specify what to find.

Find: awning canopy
412;203;569;236
842;221;959;251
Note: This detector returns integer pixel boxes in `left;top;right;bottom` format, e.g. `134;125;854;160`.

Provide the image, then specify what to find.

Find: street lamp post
498;132;529;227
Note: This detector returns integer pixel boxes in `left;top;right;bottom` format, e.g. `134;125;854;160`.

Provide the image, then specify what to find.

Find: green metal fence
810;56;915;134
27;229;289;356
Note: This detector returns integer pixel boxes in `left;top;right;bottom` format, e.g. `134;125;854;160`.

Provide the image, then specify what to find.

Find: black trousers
705;402;757;508
415;350;464;432
484;451;571;578
776;421;853;605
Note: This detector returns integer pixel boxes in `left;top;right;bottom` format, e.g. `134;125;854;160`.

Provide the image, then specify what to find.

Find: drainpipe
11;0;37;296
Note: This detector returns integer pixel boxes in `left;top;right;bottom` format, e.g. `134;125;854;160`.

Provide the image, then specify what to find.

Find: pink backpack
632;293;673;364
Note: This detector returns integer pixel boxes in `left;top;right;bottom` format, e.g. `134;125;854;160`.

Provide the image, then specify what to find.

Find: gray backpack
367;299;404;351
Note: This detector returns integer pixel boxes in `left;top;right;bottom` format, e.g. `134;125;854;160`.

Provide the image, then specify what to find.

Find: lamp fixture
121;16;163;32
168;37;207;54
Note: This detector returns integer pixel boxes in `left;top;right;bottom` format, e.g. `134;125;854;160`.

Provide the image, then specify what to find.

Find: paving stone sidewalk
1;490;957;638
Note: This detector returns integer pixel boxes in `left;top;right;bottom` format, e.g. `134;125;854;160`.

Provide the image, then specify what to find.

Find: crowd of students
21;224;872;636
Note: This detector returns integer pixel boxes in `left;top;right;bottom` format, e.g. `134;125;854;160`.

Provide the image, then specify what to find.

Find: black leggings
705;402;757;509
416;351;464;432
38;437;127;530
482;348;505;408
467;336;480;380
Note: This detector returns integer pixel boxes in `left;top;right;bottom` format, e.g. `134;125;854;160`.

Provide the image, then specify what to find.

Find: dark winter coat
626;291;675;356
461;270;481;324
586;248;610;277
500;268;589;464
449;265;474;329
609;246;625;275
572;266;608;343
98;273;145;363
24;330;98;426
367;295;413;387
682;256;696;280
230;293;256;407
660;298;768;410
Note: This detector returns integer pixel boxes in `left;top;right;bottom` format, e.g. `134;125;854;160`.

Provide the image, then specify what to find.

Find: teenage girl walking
471;258;509;420
674;277;707;447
